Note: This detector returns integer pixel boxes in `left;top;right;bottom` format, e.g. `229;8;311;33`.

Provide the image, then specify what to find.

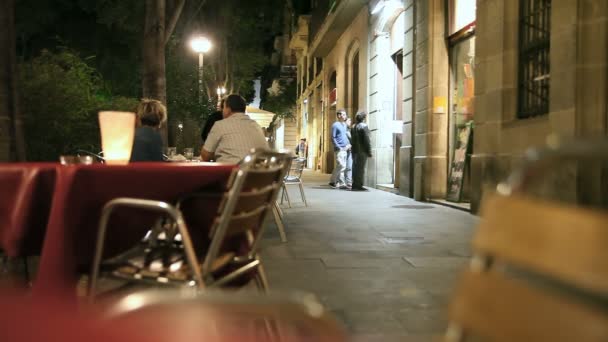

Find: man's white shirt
203;112;268;164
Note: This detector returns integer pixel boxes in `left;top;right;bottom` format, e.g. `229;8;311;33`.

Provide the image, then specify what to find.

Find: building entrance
447;35;475;204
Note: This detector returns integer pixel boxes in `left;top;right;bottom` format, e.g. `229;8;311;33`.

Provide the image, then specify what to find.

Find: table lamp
98;111;135;165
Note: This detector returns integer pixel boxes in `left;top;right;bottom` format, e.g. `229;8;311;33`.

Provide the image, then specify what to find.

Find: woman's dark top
130;126;164;162
201;111;224;143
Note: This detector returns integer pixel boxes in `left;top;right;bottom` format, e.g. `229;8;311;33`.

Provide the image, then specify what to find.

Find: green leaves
263;79;296;119
19;49;138;161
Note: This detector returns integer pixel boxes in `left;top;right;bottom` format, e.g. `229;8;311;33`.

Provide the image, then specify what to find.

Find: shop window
315;58;323;76
351;51;359;114
448;0;476;35
392;50;404;120
308;58;314;86
518;0;551;119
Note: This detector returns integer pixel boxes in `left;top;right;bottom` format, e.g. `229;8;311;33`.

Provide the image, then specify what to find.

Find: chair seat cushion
100;238;254;287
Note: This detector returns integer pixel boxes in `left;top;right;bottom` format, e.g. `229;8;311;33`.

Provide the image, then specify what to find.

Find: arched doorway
345;40;361;117
371;2;406;189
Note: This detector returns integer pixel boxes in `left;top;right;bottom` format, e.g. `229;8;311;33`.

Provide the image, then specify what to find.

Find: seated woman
130;98;166;162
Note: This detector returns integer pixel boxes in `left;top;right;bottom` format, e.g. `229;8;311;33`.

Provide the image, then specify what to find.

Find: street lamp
216;86;226;108
190;36;212;105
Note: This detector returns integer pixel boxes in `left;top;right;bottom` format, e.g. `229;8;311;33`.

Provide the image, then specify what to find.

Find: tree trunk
143;0;167;143
142;0;185;146
0;0;26;161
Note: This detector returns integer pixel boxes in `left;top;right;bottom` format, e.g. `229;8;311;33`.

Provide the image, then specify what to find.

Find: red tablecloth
29;162;236;296
0;163;56;257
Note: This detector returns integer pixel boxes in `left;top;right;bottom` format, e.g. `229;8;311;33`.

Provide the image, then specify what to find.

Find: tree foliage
16;0;144;98
13;0;288;159
195;0;284;101
19;49;138;160
264;79;296;119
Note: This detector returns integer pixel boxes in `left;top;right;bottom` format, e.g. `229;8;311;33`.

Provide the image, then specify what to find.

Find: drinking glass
167;147;177;158
59;155;94;165
183;148;194;161
98;111;135;165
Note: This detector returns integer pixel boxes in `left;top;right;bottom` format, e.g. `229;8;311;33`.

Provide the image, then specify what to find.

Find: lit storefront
446;0;476;205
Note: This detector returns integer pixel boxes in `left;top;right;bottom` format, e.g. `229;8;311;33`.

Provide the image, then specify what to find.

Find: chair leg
274;200;284;220
255;261;270;292
280;185;286;205
298;182;308;207
283;184;292;208
272;203;287;243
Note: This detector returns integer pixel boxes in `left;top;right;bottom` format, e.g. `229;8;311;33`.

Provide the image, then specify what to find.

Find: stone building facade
292;0;608;212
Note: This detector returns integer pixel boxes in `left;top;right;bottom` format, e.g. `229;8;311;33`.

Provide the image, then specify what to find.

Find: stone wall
399;0;416;196
472;0;608;212
321;8;369;175
413;0;449;200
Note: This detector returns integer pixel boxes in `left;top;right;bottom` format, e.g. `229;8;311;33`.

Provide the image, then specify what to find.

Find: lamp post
216;86;226;108
190;36;212;105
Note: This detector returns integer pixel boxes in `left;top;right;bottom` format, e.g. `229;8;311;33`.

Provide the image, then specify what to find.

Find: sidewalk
260;170;478;341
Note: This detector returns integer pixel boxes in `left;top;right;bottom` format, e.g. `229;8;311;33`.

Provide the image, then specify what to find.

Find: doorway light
371;0;385;15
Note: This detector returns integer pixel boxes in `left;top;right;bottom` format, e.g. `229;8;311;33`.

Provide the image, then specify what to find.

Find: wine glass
183;148;194;161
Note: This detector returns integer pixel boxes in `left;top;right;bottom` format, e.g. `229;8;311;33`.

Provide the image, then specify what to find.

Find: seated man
200;94;268;163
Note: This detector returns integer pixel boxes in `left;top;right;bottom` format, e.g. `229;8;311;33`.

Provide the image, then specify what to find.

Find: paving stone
259;170;477;337
343;310;406;333
394;308;448;334
404;257;470;268
321;256;407;269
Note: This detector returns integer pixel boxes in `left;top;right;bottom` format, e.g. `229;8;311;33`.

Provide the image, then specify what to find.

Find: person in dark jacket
350;111;372;191
201;99;225;143
130;98;166;162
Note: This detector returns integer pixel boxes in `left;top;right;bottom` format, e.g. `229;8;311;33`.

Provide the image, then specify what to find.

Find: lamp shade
98;111;136;165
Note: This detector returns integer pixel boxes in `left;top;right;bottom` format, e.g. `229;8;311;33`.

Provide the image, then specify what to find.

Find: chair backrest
447;139;608;341
103;289;347;342
285;157;306;180
178;150;291;275
0;166;55;257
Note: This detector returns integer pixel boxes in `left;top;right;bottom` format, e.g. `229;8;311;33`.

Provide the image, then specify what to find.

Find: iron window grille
517;0;551;119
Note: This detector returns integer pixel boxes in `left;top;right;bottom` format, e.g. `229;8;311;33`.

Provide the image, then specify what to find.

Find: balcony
289;16;310;52
308;0;367;57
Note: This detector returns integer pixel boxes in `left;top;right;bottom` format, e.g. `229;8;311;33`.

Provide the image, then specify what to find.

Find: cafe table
30;162;236;296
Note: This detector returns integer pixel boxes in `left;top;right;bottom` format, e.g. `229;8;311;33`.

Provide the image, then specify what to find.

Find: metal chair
280;157;308;208
102;289;347;342
88;150;291;299
445;139;608;341
271;200;288;242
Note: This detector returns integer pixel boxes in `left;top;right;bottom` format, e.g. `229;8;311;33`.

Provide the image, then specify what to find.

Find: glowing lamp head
190;36;212;53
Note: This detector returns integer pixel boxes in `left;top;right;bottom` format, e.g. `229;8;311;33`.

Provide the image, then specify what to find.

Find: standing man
351;111;372;191
344;117;353;188
200;94;268;163
329;109;350;189
295;138;308;159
